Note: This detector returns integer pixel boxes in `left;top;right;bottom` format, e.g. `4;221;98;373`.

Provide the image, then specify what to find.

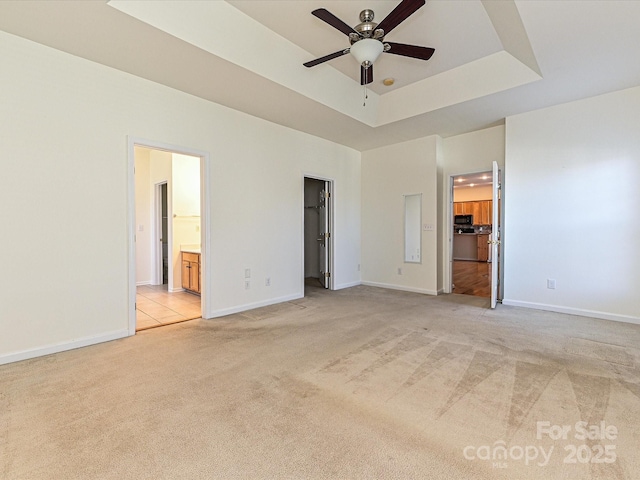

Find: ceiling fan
303;0;435;85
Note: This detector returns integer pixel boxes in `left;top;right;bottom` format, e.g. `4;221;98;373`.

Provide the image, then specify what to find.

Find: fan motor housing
353;9;379;42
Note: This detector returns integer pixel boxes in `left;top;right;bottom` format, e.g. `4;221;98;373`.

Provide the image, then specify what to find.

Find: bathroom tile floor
136;284;201;331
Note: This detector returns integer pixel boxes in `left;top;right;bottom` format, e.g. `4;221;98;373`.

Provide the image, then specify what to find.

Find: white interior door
318;183;330;288
490;161;501;308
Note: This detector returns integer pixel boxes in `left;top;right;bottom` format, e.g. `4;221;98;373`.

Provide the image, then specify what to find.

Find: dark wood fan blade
361;65;373;85
385;42;435;60
304;49;349;68
376;0;425;36
312;8;359;36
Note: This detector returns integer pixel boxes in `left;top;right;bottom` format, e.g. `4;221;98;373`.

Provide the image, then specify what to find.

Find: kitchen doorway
450;171;493;298
303;176;333;294
128;139;211;334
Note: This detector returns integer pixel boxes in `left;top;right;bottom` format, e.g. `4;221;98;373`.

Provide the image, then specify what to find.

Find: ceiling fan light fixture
350;38;383;67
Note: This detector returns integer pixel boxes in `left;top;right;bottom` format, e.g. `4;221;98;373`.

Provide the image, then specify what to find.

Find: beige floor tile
179;307;202;318
136;285;199;330
155;309;188;320
158;314;188;324
136;310;154;321
138;306;173;318
161;299;196;311
136;315;161;330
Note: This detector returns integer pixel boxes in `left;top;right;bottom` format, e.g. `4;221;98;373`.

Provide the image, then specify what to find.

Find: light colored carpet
1;285;639;479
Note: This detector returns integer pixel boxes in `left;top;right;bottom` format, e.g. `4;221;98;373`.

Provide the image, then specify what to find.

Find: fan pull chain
363;85;368;107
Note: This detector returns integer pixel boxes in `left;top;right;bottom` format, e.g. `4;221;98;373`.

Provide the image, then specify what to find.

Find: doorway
157;182;169;285
304;177;332;293
129;139;211;334
451;171;493;298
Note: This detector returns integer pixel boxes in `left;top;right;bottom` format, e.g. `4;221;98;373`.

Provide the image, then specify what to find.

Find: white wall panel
0;31;361;363
504;86;640;322
361;137;439;294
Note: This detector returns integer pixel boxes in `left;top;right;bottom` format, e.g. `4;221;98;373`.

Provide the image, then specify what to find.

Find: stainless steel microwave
454;214;473;225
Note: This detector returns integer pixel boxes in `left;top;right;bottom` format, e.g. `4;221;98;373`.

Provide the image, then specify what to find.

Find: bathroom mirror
404;193;422;263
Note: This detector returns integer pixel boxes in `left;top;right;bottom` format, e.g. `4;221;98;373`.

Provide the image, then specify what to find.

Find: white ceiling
453;171;492;189
1;0;639;151
228;0;505;95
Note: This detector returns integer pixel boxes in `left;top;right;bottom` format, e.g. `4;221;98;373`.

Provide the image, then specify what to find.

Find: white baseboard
361;281;438;296
501;299;640;325
136;281;151;286
205;293;304;319
334;281;362;290
0;329;130;366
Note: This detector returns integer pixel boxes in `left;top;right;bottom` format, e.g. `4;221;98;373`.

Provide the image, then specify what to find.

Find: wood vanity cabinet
181;252;201;294
477;234;490;262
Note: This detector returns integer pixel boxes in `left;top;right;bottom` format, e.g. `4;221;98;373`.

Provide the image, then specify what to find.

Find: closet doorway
303;177;332;293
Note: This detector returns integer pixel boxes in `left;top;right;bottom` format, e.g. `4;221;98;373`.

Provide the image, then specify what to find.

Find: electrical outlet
397;267;402;275
245;268;251;279
547;279;556;289
245;280;250;290
423;224;434;231
358;264;361;272
265;277;271;287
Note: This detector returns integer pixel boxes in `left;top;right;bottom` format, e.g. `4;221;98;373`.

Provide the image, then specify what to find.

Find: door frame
445;168;504;301
302;174;334;292
127;137;212;336
154;181;168;286
490;161;501;308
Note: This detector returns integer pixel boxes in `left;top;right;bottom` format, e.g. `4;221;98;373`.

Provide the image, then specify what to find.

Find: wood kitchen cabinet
478;200;493;225
453;201;493;225
181;252;201;294
471;202;482;222
477;234;490;262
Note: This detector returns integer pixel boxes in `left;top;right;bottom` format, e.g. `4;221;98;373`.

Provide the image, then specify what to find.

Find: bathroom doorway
128;139;211;334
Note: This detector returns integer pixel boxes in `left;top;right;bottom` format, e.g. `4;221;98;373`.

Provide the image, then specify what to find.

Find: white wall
504;86;640;323
361;136;440;294
0;31;361;364
149;150;172;286
453;185;493;202
442;126;505;175
171;153;201;291
440;126;505;292
134;147;152;284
